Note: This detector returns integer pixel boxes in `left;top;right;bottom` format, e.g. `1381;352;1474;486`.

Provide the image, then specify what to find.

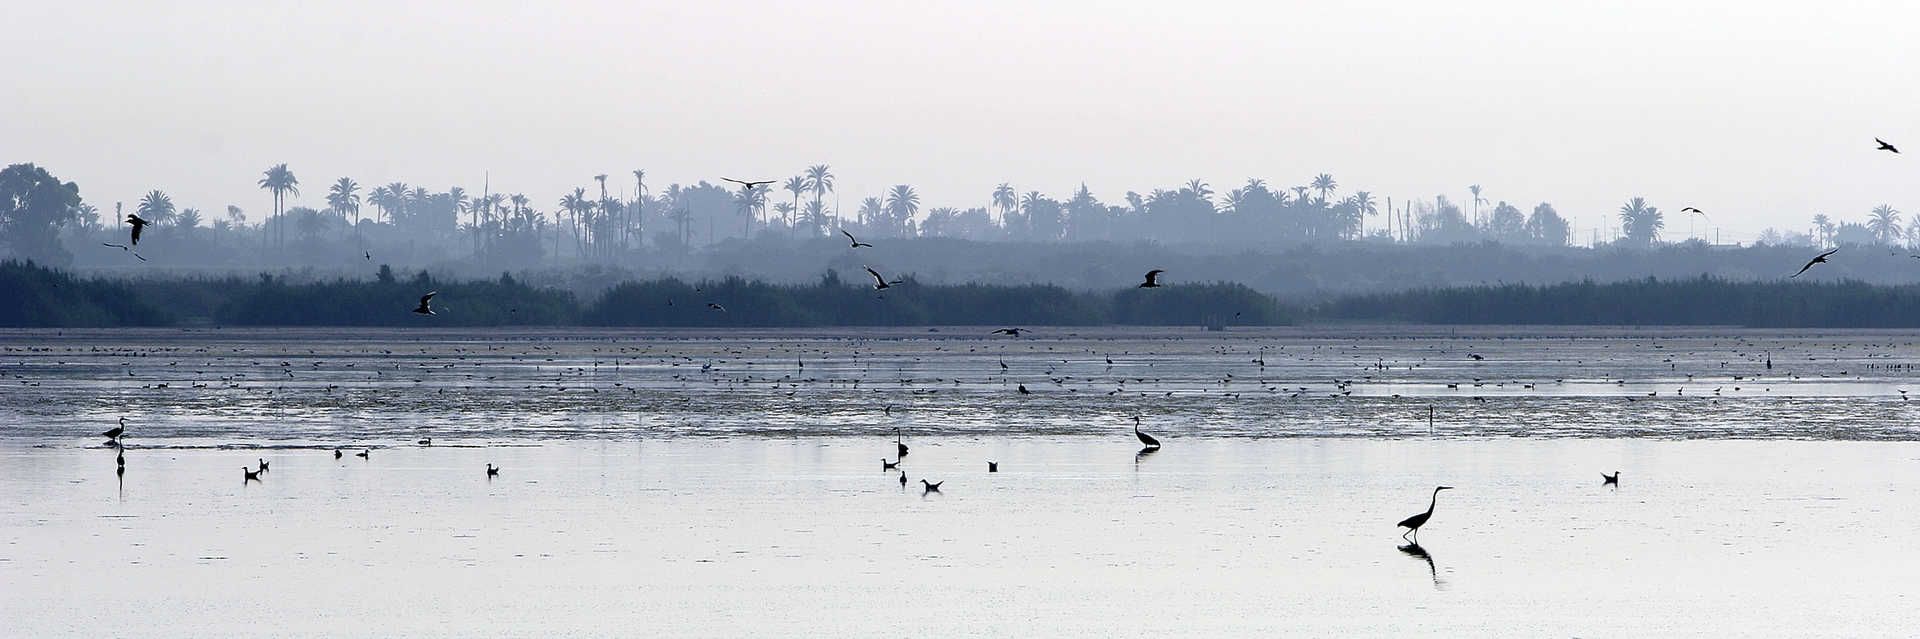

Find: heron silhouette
1133;416;1161;451
1602;471;1619;486
102;417;127;442
1398;486;1452;542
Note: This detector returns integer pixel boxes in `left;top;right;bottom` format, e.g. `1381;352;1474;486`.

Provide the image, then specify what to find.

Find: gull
864;266;902;291
1876;137;1899;153
841;230;873;248
707;303;727;313
413;291;438;315
1791;248;1839;278
1138;269;1165;288
722;178;775;189
992;328;1024;337
100;242;147;262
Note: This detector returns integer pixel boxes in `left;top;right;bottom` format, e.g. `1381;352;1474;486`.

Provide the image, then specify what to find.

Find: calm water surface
3;327;1917;636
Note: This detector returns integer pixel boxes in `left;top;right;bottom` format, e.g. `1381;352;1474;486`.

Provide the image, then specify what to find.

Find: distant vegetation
1319;276;1920;328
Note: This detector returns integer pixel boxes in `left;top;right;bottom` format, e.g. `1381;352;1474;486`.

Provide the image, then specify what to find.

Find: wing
1145;269;1164;284
721;177;746;186
842;229;856;242
1792;261;1815;277
420;291;437;306
1820;248;1840;259
864;267;886;285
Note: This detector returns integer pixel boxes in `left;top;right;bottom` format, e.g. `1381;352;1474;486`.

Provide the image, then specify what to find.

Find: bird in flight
841;230;873;248
721;178;775;189
364;250;372;261
992;328;1024;337
101;243;148;261
1139;269;1165;288
124;214;150;245
413;291;438;315
1791;248;1839;278
707;303;727;313
1876;137;1900;153
864;266;902;290
1680;207;1708;220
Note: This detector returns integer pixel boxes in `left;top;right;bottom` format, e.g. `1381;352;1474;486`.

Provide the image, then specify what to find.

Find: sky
6;0;1917;244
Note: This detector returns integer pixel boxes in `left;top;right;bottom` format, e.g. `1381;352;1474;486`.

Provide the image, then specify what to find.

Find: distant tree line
1319;276;1920;328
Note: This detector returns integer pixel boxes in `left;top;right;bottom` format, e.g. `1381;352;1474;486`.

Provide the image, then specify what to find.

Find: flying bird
864;266;902;290
721;178;775;189
1138;269;1165;288
1681;207;1708;220
1397;486;1453;543
125;214;150;245
364;251;372;261
841;230;873;248
992;328;1024;337
1876;137;1899;153
257;458;269;473
707;303;727;313
413;291;438;315
1791;248;1839;278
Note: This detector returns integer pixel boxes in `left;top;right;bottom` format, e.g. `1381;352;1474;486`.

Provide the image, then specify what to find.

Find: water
4;327;1918;636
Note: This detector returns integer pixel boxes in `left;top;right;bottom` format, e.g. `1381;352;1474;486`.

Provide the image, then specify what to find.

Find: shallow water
5;327;1920;636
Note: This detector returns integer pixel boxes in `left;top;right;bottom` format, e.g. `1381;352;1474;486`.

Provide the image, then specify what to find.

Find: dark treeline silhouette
0;261;1286;328
1321;276;1920;328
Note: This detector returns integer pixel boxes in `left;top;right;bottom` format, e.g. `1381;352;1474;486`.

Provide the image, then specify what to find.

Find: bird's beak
1438;486;1453;490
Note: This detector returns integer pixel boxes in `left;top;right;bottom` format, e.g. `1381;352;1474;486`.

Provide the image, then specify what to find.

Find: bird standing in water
1398;486;1453;543
1602;471;1619;486
1133;416;1161;450
486;464;500;478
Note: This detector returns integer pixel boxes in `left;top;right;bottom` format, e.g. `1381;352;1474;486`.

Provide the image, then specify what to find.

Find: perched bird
102;417;127;441
992;328;1024;337
1876;137;1899;153
243;466;262;482
1602;471;1619;486
125;214;150;245
1133;416;1161;450
1792;248;1839;278
1468;354;1484;361
486;463;500;478
1138;269;1165;288
1397;486;1453;543
841;229;873;248
987;461;998;473
413;291;438;315
257;458;269;473
921;479;943;493
864;266;902;291
882;458;900;470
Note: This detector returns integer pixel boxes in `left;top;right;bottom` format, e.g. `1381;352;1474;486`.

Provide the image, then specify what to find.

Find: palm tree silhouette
885;184;920;237
327;178;361;227
804;164;834;232
783;176;806;235
258;164;299;248
1617;196;1664;246
1811;213;1834;247
1468;184;1485;227
1868;204;1903;245
1352;190;1377;238
1312;173;1338;204
992;183;1018;228
631;169;648;249
138;190;176;226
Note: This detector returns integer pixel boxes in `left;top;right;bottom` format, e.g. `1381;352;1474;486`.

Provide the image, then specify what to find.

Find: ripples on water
5;326;1920;445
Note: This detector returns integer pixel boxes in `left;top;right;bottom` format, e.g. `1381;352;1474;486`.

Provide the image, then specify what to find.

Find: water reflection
1398;543;1447;590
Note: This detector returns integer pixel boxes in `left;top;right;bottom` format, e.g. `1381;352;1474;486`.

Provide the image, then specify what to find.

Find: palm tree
1468;184;1485;227
1617;196;1664;246
137;190;176;226
804;164;835;230
1185;179;1212;201
326;177;361;226
176;208;203;229
783;176;806;234
1312;173;1338;204
1811;213;1834;247
884;184;920;236
1868;204;1902;245
1351;190;1377;238
560;188;589;258
257;164;298;248
631;169;647;248
992;183;1018;227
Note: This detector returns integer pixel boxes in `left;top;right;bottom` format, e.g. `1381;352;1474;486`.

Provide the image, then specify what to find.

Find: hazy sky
7;0;1917;243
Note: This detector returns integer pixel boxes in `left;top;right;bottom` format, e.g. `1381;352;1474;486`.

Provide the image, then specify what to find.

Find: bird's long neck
1426;490;1441;516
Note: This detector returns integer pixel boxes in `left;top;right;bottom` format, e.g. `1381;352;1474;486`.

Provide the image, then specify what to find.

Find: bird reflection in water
1398;543;1447;590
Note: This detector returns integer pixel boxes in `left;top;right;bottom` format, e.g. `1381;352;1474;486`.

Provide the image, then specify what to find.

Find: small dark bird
243;466;262;482
921;479;943;493
898;472;908;488
1138;269;1165;288
125;214;150;245
882;458;900;470
987;461;998;473
355;449;370;459
1468;354;1484;361
841;229;873;248
413;291;438;315
1397;486;1453;543
707;303;727;313
257;458;269;473
364;250;372;261
486;463;500;478
1792;248;1839;278
1017;384;1031;394
1133;416;1161;450
1602;471;1619;486
993;328;1024;337
864;266;902;291
1876;137;1899;153
333;448;343;460
102;417;127;441
722;177;776;189
418;438;432;446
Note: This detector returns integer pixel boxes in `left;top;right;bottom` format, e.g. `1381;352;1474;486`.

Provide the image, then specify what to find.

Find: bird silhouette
257;458;269;473
364;250;372;261
882;458;900;470
1876;137;1899;153
864;266;902;291
486;463;500;478
333;448;342;460
100;242;148;261
992;328;1024;337
243;466;262;483
1138;269;1165;288
1017;384;1031;394
417;438;432;446
1397;486;1453;543
102;417;126;442
1602;471;1619;486
987;461;998;473
1792;248;1839;277
894;427;909;458
722;178;776;189
707;303;727;313
921;479;943;493
125;214;150;245
413;291;438;315
841;229;873;248
898;471;908;488
355;449;370;459
1133;416;1161;450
